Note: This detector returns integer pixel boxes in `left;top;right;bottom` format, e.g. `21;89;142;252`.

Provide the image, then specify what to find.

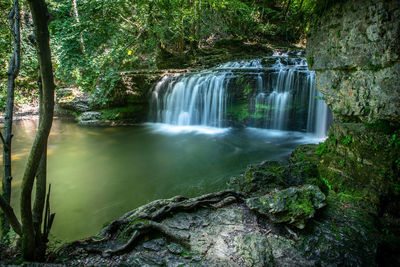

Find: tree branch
0;131;8;150
0;194;22;236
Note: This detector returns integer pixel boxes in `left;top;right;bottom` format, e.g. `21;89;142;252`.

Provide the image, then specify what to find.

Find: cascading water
150;73;229;128
150;56;332;137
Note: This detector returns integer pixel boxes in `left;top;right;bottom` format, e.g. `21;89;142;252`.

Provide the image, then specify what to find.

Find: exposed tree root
103;221;191;257
143;190;243;221
63;190;243;258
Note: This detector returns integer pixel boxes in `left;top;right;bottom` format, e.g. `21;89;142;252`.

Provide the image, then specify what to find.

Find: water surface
3;119;322;242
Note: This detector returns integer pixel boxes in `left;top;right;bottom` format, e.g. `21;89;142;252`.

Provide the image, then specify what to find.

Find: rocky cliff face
307;0;400;123
306;0;400;223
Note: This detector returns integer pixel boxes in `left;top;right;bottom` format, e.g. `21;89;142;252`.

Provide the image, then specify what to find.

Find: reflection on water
1;119;322;242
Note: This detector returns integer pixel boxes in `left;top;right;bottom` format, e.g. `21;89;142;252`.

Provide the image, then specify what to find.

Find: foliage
0;0;337;108
46;0;329;106
227;102;249;121
100;105;143;120
316;142;328;156
0;0;39;111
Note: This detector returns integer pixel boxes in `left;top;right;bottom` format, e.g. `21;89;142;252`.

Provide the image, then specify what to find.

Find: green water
3;119;321;242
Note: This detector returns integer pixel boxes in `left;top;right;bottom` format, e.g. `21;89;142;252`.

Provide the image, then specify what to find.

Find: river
1;119;322;242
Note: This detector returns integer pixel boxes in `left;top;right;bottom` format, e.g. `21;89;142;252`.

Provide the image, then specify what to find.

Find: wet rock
77;112;104;127
234;233;273;267
126;253;164;266
228;161;287;196
167;243;183;255
79;111;102;121
228;161;327;197
142;239;164;251
246;185;326;229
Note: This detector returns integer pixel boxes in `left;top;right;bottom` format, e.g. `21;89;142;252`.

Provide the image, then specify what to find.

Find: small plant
341;135;352;145
307;56;314;68
395;158;400;168
321;177;332;192
243;83;252;97
388;133;400;148
393;183;400;192
316;142;328;156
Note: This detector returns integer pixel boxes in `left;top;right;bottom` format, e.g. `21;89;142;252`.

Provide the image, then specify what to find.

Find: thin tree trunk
21;0;55;261
32;73;48;261
72;0;85;53
1;0;20;238
0;195;21;236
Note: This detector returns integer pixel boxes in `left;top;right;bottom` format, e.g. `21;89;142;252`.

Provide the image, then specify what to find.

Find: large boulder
56;88;92;113
246;185;326;229
228;161;328;197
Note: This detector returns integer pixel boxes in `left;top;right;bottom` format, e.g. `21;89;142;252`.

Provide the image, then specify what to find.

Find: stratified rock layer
307;0;400;123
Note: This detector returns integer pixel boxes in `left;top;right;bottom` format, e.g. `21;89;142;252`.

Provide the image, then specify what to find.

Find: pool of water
2;119;323;242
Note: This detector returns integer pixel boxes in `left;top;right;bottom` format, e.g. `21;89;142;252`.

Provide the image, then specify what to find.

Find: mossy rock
100;105;145;121
303;123;400;215
297;191;380;265
228;161;328;197
246;185;326;229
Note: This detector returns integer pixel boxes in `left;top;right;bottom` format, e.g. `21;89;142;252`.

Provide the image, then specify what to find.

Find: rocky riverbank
52;160;383;266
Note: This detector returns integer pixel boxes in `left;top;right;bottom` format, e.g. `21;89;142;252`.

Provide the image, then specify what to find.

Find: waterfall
150;72;229;127
150;57;332;137
305;72;330;137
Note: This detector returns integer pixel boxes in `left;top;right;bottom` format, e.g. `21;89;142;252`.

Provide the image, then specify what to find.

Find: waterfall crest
150;57;332;137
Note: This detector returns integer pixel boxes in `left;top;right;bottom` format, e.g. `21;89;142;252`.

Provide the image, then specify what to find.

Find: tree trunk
21;0;55;261
32;73;48;261
1;0;20;239
72;0;85;53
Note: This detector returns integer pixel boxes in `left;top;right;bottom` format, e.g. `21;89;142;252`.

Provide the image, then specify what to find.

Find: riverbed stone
246;185;326;229
79;111;102;121
77;112;105;127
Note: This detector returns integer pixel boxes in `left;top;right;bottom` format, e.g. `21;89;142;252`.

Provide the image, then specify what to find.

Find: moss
243;83;252;97
100;105;144;120
227;102;250;121
307;56;314;68
316;142;329;156
328;23;341;29
365;120;398;134
289;191;314;217
341;135;352;145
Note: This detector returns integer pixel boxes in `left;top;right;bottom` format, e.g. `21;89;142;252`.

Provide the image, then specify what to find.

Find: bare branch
0;194;22;236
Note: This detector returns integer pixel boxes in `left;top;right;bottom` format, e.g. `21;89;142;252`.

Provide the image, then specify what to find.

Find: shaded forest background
0;0;335;109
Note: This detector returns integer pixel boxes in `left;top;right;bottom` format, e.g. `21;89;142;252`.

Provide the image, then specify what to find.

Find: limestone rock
58;191;378;266
307;0;399;70
79;111;102;121
307;0;400;123
246;185;326;229
77;112;105;127
56;88;92;112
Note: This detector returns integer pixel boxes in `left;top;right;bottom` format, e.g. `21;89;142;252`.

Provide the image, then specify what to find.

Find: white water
150;57;331;137
151;73;228;128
